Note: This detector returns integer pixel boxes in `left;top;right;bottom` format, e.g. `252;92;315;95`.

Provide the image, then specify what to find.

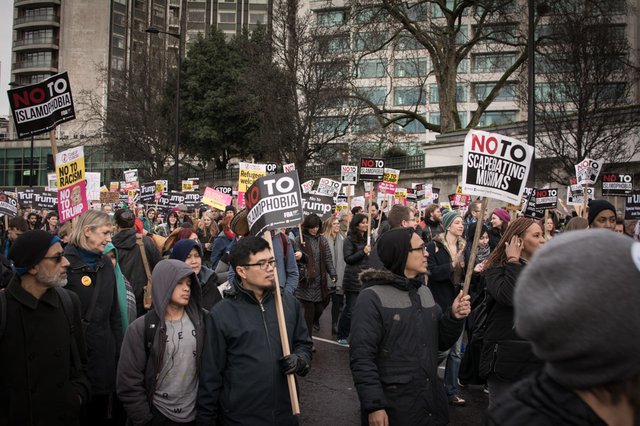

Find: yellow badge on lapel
81;276;92;287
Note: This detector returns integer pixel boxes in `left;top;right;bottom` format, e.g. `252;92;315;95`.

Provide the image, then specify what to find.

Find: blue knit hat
169;239;202;262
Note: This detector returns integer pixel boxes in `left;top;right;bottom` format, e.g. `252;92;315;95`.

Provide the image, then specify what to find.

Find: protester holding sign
295;214;337;346
588;199;617;231
479;218;545;408
64;210;125;424
336;214;372;346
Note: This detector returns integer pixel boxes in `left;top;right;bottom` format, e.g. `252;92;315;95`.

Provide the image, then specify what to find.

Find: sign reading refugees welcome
462;130;533;205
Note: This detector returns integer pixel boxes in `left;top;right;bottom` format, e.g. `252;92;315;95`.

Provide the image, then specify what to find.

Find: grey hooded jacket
116;260;204;426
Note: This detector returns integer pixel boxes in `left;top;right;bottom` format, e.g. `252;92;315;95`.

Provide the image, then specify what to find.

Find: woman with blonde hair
197;211;219;266
323;215;346;335
64;210;125;424
479;217;546;408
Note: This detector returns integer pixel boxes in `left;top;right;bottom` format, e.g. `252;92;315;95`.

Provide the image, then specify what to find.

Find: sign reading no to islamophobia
7;72;76;138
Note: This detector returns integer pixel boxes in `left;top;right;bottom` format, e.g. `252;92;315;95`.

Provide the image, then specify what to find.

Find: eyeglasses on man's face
43;253;65;263
409;244;427;254
241;259;277;270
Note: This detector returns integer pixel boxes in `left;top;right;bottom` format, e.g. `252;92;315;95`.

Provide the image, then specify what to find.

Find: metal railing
14;37;57;47
14;14;60;26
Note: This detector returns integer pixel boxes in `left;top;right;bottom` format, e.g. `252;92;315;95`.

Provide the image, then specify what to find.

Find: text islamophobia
14;93;72;123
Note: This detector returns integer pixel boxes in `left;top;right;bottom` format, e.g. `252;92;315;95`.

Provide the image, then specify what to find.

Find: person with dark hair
112;208;162;316
588;199;617;231
488;208;511;250
1;230;90;426
64;210;125;424
295;214;337;345
420;203;444;244
170;239;222;310
162;211;181;237
480;217;546;408
488;230;640;425
196;236;312;425
350;228;471;426
27;211;39;230
351;206;363;215
1;216;29;258
369;202;390;241
336;213;372;346
41;211;59;235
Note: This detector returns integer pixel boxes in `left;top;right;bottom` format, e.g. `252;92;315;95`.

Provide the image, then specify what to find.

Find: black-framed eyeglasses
241;259;276;270
409;245;427;254
43;253;65;263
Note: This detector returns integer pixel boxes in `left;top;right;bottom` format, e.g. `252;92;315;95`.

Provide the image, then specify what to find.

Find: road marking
313;336;349;348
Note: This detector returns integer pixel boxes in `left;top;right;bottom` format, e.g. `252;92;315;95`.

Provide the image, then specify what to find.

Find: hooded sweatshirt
117;260;204;426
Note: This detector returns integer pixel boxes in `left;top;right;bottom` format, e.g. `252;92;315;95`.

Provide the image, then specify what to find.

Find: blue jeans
444;331;464;397
337;291;358;340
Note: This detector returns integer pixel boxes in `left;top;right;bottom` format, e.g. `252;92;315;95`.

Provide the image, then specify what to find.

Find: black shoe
313;321;320;332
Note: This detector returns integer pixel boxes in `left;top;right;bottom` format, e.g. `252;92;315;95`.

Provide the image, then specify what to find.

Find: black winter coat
64;245;123;395
487;371;610;425
111;229;162;315
479;262;542;382
0;277;91;426
426;235;465;310
342;234;370;293
196;279;313;425
350;270;464;426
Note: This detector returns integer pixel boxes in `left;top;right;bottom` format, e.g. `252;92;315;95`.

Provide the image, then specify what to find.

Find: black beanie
376;228;414;276
115;208;135;229
9;230;60;274
587;199;616;225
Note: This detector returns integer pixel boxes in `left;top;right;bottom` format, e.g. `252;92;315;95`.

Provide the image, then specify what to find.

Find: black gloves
279;353;310;377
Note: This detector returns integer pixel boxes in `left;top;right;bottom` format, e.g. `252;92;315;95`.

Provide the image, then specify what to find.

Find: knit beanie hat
441;210;461;232
225;205;237;215
587;199;616;225
9;230;61;276
376;228;414;276
169;239;203;262
515;229;640;389
492;208;511;224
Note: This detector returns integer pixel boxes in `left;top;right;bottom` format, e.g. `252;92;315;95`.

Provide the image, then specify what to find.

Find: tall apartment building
2;0;271;187
304;0;640;161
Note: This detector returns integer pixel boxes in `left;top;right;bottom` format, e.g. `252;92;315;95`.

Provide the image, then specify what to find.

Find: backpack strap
55;287;82;372
144;310;160;361
0;289;6;341
136;234;153;310
278;232;289;258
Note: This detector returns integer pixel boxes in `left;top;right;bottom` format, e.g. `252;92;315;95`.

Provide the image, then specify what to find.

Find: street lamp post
146;26;182;190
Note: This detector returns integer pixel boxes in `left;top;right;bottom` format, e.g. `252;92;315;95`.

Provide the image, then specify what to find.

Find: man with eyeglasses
197;236;312;425
1;230;90;425
350;228;471;426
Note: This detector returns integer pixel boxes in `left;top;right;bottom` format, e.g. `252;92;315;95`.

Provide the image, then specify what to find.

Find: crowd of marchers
0;197;639;426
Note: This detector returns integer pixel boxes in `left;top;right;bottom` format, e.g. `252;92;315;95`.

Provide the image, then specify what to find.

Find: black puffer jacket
479;262;543;382
487;370;609;425
350;269;464;426
426;234;465;310
342;234;370;293
64;244;123;395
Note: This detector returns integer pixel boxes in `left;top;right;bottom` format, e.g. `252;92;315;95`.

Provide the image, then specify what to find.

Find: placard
317;178;341;197
124;169;138;183
566;186;595;206
57;180;88;222
56;146;85;190
462;129;533;205
0;191;18;217
301;180;315;194
86;172;101;201
601;173;633;196
535;188;558;210
245;171;304;236
100;191;120;204
214;185;233;195
302;193;334;220
140;182;156;203
238;162;267;208
359;158;385;182
283;163;296;173
203;187;233;211
575;158;604;186
624;192;640;220
341;165;358;185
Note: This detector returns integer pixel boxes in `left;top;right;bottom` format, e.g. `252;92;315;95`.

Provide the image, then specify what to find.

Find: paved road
298;302;489;426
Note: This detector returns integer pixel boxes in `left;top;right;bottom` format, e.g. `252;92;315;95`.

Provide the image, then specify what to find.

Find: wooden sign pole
462;198;488;296
263;231;301;415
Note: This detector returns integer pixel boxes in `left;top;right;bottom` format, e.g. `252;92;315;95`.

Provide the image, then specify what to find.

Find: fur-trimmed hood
359;268;423;291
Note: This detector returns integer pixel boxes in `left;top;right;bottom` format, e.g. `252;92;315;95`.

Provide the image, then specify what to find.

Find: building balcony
14;14;60;29
12;60;58;74
13;37;59;51
14;0;60;6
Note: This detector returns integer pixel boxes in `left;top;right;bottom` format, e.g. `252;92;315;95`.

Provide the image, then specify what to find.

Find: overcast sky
1;2;12;116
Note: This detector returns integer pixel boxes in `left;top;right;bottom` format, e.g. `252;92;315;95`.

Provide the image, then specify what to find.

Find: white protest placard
341;165;358;185
283;163;296;173
124;169;138;183
301;180;315;194
85;172;101;201
462;129;533;205
566;186;595;206
575;158;604;186
317;178;341;197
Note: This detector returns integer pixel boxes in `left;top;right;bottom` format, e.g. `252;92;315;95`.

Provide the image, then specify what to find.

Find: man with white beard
0;230;90;426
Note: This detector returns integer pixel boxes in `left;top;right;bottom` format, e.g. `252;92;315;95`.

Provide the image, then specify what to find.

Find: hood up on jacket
151;259;202;321
111;228;139;250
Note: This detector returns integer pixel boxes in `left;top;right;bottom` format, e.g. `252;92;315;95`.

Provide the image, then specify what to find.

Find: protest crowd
1;147;640;426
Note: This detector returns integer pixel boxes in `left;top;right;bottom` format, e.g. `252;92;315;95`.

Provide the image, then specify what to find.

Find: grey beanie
515;229;640;389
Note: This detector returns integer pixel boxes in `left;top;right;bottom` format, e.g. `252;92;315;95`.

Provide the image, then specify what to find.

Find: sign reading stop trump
245;171;304;236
